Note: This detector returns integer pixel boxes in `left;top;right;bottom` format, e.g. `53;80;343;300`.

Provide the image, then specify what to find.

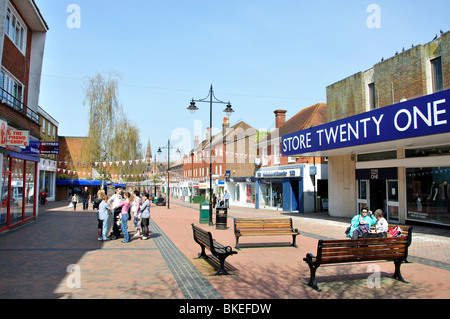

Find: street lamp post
187;85;234;226
157;140;180;209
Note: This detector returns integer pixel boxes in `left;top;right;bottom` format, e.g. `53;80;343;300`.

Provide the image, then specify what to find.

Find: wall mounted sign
282;89;450;156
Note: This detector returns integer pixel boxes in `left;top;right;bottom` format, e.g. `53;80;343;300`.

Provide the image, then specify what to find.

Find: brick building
37;106;58;202
181;118;258;205
283;31;450;226
256;103;328;213
0;0;48;232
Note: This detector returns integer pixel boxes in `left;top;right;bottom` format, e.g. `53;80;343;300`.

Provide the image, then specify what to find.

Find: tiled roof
262;103;327;142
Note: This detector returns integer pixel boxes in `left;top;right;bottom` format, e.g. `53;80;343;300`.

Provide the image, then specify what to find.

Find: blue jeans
121;214;130;242
102;214;109;240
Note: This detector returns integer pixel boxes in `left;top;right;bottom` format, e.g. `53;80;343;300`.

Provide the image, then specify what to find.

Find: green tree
82;70;144;181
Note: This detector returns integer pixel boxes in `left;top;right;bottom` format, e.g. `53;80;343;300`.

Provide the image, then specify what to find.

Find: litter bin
199;202;210;224
215;207;228;230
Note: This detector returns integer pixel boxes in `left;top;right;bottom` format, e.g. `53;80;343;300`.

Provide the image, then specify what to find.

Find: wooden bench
191;224;237;276
234;218;299;249
370;224;413;261
303;237;409;292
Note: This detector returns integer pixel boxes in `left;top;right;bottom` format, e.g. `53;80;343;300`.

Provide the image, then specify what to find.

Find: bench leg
194;244;208;259
392;260;408;283
292;234;298;248
213;255;229;276
235;236;240;250
306;263;321;292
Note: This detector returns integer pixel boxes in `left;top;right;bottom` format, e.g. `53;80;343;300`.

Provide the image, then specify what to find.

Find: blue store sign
282;89;450;156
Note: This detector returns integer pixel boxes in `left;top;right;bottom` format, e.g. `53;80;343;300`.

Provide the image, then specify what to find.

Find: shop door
370;179;386;213
357;179;369;212
386;180;399;222
1;155;10;230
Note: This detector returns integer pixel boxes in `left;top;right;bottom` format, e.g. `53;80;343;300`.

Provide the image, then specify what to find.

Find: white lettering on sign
395;100;447;132
313;115;383;148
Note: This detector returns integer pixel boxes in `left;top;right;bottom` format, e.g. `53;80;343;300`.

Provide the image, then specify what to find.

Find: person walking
71;193;78;211
140;193;151;240
81;187;91;211
117;192;132;243
131;190;142;239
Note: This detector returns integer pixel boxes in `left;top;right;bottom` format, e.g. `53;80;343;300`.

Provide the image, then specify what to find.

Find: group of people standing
211;190;231;208
93;188;151;243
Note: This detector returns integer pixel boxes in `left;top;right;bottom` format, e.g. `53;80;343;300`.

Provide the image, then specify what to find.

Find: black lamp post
157;140;180;209
187;84;234;225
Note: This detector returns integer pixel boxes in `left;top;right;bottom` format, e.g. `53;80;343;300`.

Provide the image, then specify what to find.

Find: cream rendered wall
328;154;356;218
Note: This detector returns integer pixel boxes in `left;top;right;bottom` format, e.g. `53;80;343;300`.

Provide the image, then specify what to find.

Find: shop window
10;158;24;225
406;167;450;225
357;150;397;162
1;155;10;229
405;145;450;158
25;161;36;219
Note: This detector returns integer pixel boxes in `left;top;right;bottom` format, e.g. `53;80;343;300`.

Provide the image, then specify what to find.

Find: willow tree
82;71;144;180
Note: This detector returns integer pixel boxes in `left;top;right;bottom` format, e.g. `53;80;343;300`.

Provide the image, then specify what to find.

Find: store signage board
282;89;450;156
6;128;29;147
0;119;6;147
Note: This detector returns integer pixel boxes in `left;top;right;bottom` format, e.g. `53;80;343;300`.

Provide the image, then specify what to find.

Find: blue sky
34;0;450;160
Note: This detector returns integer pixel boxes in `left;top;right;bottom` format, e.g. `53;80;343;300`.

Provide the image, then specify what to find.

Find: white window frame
5;6;27;54
262;147;268;166
0;69;24;109
274;144;280;165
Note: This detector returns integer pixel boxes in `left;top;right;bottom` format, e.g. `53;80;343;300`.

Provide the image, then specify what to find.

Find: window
274;144;280;165
406;167;450;225
431;57;443;93
262;147;268;166
4;7;26;53
42;118;46;133
0;70;24;110
368;83;376;109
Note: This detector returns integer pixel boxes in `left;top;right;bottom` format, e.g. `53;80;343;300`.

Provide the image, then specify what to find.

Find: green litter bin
199;202;210;224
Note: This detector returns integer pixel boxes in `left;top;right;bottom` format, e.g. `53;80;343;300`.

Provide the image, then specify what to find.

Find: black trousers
141;218;150;237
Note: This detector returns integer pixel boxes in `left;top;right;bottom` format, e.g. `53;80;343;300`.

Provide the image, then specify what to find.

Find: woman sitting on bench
346;206;377;239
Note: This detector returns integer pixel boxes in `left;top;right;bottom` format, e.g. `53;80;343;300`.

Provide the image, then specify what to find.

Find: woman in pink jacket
117;192;132;243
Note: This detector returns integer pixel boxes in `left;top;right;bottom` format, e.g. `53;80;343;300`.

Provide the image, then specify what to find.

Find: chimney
274;110;287;128
194;135;199;148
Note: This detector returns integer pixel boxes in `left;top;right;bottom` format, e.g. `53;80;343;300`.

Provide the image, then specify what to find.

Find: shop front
255;166;304;212
282;89;450;226
225;177;256;207
1;135;40;232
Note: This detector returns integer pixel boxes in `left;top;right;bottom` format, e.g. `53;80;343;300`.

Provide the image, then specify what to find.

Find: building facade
256;104;328;213
283;31;450;226
38;105;58;202
181;118;258;205
0;0;48;232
